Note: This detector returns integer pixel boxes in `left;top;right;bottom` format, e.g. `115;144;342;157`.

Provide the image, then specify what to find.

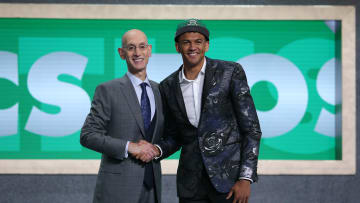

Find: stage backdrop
0;4;356;175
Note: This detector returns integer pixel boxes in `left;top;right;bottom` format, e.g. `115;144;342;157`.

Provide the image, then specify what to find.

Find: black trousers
179;169;234;203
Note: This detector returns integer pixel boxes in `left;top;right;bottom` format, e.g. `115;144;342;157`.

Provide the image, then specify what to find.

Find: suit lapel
201;57;217;108
119;75;146;137
150;81;161;143
173;67;192;124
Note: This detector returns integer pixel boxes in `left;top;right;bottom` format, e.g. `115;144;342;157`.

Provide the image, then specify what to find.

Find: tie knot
140;82;148;90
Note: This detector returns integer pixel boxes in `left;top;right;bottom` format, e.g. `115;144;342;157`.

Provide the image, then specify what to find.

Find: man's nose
134;47;140;55
189;42;196;50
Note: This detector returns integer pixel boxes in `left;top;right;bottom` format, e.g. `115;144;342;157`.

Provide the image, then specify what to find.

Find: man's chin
128;65;146;73
185;59;201;67
132;63;146;70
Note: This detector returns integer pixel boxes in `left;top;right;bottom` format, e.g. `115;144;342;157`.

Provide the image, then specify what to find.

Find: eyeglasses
123;44;150;52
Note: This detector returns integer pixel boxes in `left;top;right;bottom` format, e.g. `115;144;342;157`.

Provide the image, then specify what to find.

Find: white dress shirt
179;60;206;127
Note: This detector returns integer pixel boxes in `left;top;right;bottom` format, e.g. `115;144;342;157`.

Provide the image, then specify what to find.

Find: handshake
128;140;160;163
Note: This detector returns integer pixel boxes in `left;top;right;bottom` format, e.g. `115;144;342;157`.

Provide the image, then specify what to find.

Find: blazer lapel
150;81;161;143
201;57;217;108
119;75;146;137
173;67;192;124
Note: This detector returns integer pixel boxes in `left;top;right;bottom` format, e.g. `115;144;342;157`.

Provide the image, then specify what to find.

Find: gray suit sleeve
80;84;128;160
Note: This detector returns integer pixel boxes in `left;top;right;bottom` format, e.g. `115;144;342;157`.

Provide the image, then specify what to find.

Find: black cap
175;18;210;42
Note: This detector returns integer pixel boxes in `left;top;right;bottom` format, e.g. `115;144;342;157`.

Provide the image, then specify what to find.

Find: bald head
118;29;152;81
122;29;148;47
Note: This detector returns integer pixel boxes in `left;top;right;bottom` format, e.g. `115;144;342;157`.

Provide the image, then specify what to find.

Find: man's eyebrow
182;38;203;41
126;42;147;46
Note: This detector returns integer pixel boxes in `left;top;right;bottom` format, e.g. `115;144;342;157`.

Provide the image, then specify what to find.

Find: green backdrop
0;19;341;160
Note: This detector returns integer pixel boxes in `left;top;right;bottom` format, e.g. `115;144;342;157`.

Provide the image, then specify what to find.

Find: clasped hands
128;140;160;163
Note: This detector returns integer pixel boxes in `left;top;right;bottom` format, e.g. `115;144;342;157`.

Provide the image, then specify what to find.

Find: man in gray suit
80;29;164;203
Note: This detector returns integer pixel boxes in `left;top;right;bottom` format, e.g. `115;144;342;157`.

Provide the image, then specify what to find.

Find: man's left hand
226;179;251;203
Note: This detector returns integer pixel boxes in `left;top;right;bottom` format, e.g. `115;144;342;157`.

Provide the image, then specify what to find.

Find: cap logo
188;19;198;26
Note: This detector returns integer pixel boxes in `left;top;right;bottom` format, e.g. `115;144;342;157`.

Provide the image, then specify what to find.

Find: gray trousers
138;185;157;203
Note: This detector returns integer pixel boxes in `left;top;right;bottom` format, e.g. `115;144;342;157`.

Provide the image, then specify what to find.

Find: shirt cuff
154;144;163;159
125;141;129;158
239;177;253;183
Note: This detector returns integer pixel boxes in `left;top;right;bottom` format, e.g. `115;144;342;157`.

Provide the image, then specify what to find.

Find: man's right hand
128;140;160;163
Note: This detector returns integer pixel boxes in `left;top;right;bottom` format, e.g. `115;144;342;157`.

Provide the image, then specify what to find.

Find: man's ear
205;41;209;52
118;48;125;59
175;43;180;53
148;44;152;57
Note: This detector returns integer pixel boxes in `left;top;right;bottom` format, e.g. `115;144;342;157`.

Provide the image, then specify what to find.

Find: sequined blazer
158;57;262;197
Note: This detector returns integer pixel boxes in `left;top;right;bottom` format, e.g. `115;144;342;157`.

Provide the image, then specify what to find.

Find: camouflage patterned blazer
158;57;262;198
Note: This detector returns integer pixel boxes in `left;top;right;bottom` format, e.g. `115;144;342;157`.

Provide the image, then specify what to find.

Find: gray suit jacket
80;75;164;203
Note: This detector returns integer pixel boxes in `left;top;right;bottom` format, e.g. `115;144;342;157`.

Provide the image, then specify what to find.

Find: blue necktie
140;82;151;131
140;82;154;189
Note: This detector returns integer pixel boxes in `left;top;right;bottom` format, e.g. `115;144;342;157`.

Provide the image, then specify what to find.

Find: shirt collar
126;72;151;87
179;58;207;83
